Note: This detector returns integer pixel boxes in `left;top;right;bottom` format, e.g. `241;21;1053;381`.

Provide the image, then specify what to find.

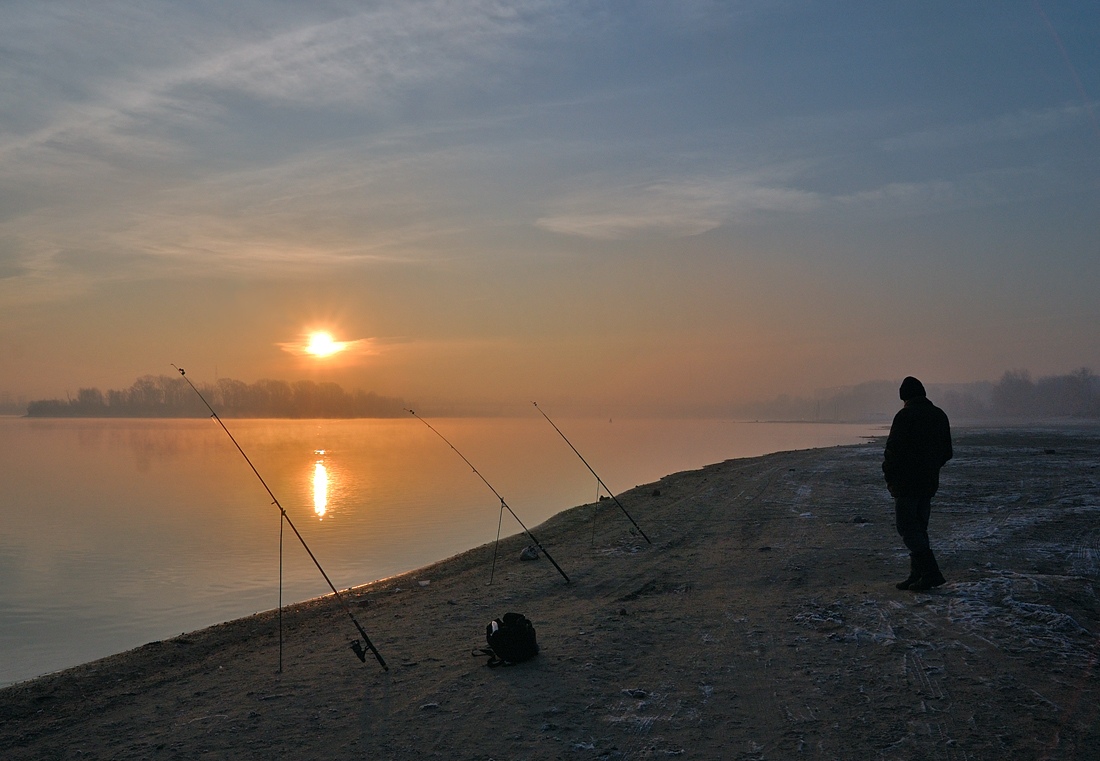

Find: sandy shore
2;428;1098;759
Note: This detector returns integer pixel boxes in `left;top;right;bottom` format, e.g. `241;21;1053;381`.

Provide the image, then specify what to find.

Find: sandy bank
2;428;1098;759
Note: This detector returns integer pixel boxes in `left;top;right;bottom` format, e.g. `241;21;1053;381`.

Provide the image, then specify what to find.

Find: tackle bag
476;612;539;667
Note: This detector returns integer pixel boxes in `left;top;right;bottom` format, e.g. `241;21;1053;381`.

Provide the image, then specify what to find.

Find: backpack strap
471;646;514;668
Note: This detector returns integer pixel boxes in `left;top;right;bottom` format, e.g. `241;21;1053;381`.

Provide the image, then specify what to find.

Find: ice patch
944;574;1093;663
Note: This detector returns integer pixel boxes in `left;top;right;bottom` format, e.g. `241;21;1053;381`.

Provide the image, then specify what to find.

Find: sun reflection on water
313;450;328;519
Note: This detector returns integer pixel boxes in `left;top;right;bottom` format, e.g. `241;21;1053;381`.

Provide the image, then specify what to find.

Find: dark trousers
894;493;932;554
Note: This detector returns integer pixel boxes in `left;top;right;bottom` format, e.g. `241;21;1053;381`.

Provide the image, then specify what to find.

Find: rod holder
350;640;367;662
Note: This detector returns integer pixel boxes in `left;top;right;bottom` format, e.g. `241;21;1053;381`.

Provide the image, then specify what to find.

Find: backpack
476;612;539;667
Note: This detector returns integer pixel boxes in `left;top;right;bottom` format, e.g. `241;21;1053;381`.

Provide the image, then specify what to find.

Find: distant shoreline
15;367;1100;421
23;374;408;419
12;413;1100;427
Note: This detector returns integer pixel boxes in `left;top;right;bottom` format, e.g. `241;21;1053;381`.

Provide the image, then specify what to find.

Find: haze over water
0;416;879;686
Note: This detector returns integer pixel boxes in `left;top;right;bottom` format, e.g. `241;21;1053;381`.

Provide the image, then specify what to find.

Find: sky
1;1;1098;414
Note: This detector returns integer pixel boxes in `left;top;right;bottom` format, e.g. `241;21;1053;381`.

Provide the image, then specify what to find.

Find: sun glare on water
313;458;328;518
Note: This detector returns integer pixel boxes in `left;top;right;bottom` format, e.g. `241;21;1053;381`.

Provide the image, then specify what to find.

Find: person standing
883;376;953;591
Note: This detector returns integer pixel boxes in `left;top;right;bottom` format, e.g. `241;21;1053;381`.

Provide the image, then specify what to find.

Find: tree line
19;367;1100;421
732;367;1100;422
26;375;408;418
982;368;1100;419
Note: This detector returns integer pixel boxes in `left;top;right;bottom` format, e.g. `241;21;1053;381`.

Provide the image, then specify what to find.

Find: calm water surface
0;416;881;685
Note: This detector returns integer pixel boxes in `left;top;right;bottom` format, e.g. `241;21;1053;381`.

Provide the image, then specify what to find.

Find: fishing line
172;365;388;671
533;402;652;545
1032;0;1100;142
405;409;570;585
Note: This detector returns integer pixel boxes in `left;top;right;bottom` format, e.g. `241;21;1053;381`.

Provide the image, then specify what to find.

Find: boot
895;554;921;590
910;549;946;591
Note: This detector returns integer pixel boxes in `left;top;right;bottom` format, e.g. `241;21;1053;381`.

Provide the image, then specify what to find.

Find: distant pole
278;514;284;673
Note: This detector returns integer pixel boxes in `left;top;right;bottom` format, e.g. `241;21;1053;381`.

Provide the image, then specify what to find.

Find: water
0;416;881;686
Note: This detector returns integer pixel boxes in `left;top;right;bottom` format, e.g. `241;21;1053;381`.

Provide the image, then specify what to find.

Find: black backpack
477;612;539;667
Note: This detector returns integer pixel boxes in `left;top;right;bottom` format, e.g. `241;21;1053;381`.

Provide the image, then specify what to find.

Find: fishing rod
405;409;570;585
172;365;388;672
532;402;652;545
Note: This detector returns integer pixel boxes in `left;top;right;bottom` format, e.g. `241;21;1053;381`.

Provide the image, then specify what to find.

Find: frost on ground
711;427;1100;760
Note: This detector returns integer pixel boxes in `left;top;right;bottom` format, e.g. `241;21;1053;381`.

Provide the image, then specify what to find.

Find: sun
278;329;370;360
305;331;346;358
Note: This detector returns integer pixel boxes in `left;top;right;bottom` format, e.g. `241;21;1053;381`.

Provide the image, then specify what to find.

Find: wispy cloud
830;162;1075;218
833;180;960;208
183;1;544;108
3;2;547;161
878;104;1088;152
0;0;576;299
535;175;821;240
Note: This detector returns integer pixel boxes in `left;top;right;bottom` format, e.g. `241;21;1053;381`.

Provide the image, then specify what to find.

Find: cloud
878;105;1087;152
0;0;581;298
183;1;543;108
0;0;553;173
829;162;1075;218
834;180;959;208
535;176;821;240
0;124;492;296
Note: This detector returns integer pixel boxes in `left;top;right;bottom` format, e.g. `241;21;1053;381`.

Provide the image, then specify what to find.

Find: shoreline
3;428;1098;759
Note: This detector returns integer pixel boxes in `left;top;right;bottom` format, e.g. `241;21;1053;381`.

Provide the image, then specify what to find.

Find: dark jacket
883;397;952;497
